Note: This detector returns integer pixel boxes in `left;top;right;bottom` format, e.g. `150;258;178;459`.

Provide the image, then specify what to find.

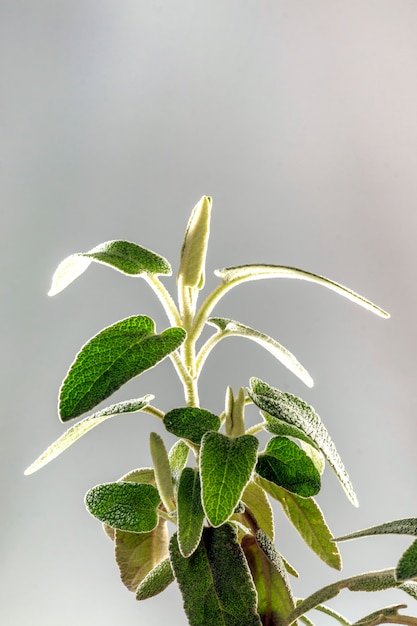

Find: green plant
26;196;417;625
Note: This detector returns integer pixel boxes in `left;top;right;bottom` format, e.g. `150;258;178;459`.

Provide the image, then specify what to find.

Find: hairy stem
143;274;182;326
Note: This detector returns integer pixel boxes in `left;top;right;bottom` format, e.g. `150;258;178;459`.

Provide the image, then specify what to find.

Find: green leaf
249;378;358;506
177;468;205;557
59;316;186;421
200;432;259;527
178;196;212;289
334;518;417;542
396;539;417;581
256;437;321;498
169;525;262;626
85;482;160;532
214;265;389;318
242;530;296;624
262;412;319;452
150;432;175;513
168;440;190;486
136;558;175;600
352;604;409;626
234;480;275;540
256;476;342;570
24;396;153;475
119;467;155;484
208;317;313;388
115;518;169;592
312;604;351;625
163;407;220;444
48;240;172;295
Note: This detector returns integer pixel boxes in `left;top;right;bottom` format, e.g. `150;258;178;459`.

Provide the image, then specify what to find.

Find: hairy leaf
177;468;205;557
234;480;274;540
169;440;190;487
150;432;175;513
352;604;409;626
396;538;417;581
59;316;186;420
249;378;357;506
169;525;261;626
178;195;212;289
164;406;220;444
24;396;153;474
136;558;175;600
335;518;417;542
200;432;259;527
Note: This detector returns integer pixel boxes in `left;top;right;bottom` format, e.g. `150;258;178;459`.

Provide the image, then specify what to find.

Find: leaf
24;396;153;475
150;432;175;513
200;432;259;527
214;265;389;318
168;440;190;486
177;468;205;557
169;525;262;626
249;378;358;506
352;604;409;626
119;467;155;484
236;480;275;540
48;240;172;296
396;538;417;581
208;317;313;388
163;407;220;444
262;412;319;450
242;531;296;625
178;196;212;289
256;437;321;498
256;476;342;570
115;518;169;592
312;604;351;625
334;518;417;542
85;482;160;532
59;316;186;421
136;558;175;600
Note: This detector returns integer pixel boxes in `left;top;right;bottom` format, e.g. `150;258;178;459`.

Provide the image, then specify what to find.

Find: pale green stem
195;331;223;375
188;280;232;344
157;509;177;524
245;422;266;436
143;274;182;327
169;350;199;407
142;405;165;420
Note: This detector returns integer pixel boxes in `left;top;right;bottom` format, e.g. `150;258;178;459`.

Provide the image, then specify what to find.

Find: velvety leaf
48;240;171;295
256;476;342;570
352;604;409;626
136;558;174;600
150;432;175;513
168;440;190;486
163;407;220;444
119;467;155;484
59;316;186;421
214;265;389;318
396;538;417;581
24;396;153;475
242;530;296;624
178;196;212;289
169;525;262;626
334;518;417;542
85;482;160;532
239;480;275;540
177;468;205;557
399;580;417;600
200;432;259;527
115;518;169;591
249;378;357;506
262;412;319;450
256;437;321;498
313;604;351;625
208;317;313;388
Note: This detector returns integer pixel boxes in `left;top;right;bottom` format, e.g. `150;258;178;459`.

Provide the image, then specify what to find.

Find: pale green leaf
233;479;274;540
178;196;212;289
312;604;351;625
48;240;171;296
208;317;313;387
177;468;205;557
352;604;408;626
150;432;175;513
24;396;153;475
335;518;417;542
168;440;189;486
59;316;186;421
136;558;174;600
163;406;220;444
119;467;155;484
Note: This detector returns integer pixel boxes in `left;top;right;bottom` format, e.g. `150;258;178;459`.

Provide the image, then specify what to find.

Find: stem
189;280;231;344
143;274;182;327
169;350;199;407
245;422;265;436
142;405;165;420
195;331;223;375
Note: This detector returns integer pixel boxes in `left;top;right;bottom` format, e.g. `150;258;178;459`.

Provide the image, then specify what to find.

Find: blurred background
2;1;417;624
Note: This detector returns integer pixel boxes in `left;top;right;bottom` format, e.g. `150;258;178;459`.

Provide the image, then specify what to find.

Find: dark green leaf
85;482;160;532
396;539;417;581
177;468;205;557
163;407;220;444
169;525;262;626
256;437;321;498
59;316;186;420
249;378;357;506
136;558;175;600
200;432;259;527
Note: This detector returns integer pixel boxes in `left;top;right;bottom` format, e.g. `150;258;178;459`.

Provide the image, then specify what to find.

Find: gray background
2;1;417;624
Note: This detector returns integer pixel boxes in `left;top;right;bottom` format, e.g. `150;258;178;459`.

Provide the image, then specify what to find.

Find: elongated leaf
256;436;321;498
177;468;205;557
59;316;186;421
249;378;357;506
136;558;175;600
256;476;342;570
48;240;172;296
214;265;389;318
178;196;212;289
119;467;155;484
115;518;168;591
396;539;417;581
262;412;319;451
169;525;262;626
335;518;417;542
353;604;409;626
168;440;189;487
313;604;351;625
24;396;153;475
164;407;220;444
150;432;175;513
85;482;160;532
234;480;274;540
242;531;296;624
208;317;313;388
399;580;417;600
200;432;259;527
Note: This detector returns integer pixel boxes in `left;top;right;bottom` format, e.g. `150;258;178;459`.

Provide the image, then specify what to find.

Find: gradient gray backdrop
2;2;417;624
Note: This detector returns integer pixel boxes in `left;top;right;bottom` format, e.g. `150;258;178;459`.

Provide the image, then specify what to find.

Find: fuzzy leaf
335;518;417;542
249;378;357;506
48;240;171;295
150;432;175;513
169;525;262;626
396;539;417;581
163;407;220;444
168;440;190;486
59;316;185;421
115;518;169;592
24;396;153;475
136;558;174;600
352;604;408;626
85;482;160;532
177;468;205;557
178;196;212;289
234;480;275;540
256;476;342;570
208;317;313;387
214;265;389;318
256;437;321;498
200;432;259;527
